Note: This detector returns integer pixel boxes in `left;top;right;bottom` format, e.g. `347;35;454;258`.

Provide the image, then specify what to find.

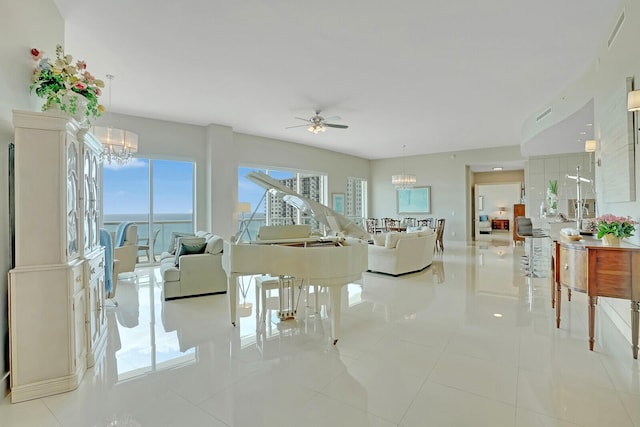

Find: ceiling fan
286;110;349;134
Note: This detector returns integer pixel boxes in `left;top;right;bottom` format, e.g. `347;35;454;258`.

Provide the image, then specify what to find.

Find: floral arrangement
594;214;637;239
29;45;105;122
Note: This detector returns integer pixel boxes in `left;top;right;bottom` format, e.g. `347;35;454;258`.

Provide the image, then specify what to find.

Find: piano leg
329;285;343;345
229;273;238;327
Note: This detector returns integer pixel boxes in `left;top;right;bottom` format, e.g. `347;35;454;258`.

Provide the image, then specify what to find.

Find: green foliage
29;45;104;123
595;214;637;239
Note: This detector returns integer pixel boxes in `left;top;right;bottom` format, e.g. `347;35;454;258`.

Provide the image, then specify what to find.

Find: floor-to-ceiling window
346;176;367;226
103;158;195;262
237;166;327;240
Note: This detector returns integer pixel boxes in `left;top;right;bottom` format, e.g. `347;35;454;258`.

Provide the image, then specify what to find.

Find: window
237;166;327;240
346;176;367;226
103;158;195;261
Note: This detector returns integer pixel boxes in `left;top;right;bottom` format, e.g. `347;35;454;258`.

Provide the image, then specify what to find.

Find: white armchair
113;223;138;275
478;215;491;235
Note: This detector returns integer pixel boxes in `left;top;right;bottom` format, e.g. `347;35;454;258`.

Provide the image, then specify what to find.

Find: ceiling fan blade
323;116;341;122
325;123;349;129
285;124;311;129
294;117;311;122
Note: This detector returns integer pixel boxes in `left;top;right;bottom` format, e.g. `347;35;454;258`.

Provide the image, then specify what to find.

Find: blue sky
238;167;293;214
104;162;294;217
103;159;194;215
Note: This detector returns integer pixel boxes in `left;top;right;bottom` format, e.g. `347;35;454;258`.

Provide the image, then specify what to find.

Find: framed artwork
332;193;345;215
397;186;431;214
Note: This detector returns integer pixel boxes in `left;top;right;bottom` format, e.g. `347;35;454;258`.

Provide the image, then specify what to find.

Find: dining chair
435;218;445;253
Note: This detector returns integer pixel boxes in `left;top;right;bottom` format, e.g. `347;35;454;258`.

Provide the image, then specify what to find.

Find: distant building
267;176;321;225
346;177;364;218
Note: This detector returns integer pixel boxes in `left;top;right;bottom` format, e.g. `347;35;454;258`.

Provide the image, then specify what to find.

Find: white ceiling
54;0;621;160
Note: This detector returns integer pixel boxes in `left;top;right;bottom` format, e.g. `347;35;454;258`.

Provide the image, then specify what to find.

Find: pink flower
74;82;87;91
76;60;86;70
94;87;101;96
595;214;636;225
30;48;42;60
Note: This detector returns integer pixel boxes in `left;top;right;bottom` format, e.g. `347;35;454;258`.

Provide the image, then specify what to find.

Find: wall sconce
584;139;599;169
628;90;640;112
629;90;640;138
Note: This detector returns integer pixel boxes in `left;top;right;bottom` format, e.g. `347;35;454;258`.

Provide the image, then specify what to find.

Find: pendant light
92;74;138;165
391;145;417;188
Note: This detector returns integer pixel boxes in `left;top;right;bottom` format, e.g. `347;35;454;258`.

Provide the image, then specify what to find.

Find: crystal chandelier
92;74;138;165
391;145;416;188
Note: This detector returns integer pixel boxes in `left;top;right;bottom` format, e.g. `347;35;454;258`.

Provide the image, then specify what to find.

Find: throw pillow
174;237;207;267
385;232;404;249
372;233;386;246
168;231;195;255
205;235;224;254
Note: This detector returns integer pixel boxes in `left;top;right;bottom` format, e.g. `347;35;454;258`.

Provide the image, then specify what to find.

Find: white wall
476;183;521;239
370;145;526;242
521;1;640;345
94;113;371;239
0;0;64;394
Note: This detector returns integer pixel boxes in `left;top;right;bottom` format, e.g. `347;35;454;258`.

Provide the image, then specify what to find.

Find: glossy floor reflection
3;241;640;426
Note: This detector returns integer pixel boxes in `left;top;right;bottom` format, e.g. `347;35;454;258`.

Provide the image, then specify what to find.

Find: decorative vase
602;234;621;246
42;91;89;125
546;191;558;216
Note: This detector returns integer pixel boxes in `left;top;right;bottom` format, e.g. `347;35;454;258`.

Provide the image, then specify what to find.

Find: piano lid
246;171;370;240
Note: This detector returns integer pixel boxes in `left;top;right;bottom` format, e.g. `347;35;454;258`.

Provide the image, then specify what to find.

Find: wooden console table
553;237;640;358
491;218;509;231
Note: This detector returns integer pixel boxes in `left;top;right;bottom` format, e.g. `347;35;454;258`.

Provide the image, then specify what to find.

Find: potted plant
595;214;637;246
29;45;105;124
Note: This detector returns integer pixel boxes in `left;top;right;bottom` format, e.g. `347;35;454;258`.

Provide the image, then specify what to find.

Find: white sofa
159;231;227;300
367;228;437;276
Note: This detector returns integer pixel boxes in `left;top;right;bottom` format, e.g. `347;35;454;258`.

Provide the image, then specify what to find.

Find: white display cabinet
9;110;106;402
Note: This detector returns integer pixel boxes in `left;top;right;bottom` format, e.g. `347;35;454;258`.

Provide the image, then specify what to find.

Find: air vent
608;9;625;49
536;107;552;123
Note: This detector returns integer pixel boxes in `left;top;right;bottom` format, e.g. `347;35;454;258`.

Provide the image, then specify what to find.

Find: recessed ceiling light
492;167;503;171
493;313;503;318
586;123;593;126
580;131;587;135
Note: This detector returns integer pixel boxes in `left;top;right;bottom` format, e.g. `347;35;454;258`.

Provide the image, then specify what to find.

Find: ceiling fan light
307;123;325;134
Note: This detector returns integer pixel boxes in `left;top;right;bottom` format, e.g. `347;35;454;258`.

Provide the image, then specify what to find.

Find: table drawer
559;246;587;292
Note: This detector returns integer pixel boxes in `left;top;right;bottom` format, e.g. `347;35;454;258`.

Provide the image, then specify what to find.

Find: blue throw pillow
174;237;206;266
168;231;195;254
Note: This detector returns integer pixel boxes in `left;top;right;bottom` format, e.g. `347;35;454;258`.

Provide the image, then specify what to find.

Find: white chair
113;223;138;275
137;228;160;263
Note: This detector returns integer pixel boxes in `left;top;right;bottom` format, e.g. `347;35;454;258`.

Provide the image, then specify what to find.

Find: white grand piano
222;172;369;344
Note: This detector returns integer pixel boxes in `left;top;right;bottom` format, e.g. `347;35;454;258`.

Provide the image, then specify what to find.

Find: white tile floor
2;240;640;426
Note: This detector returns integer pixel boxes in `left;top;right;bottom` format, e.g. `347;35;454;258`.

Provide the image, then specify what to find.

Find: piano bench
255;276;314;323
255;276;285;323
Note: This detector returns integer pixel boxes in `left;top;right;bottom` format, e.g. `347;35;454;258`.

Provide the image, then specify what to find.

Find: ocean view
103;213;268;256
103;213;194;256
